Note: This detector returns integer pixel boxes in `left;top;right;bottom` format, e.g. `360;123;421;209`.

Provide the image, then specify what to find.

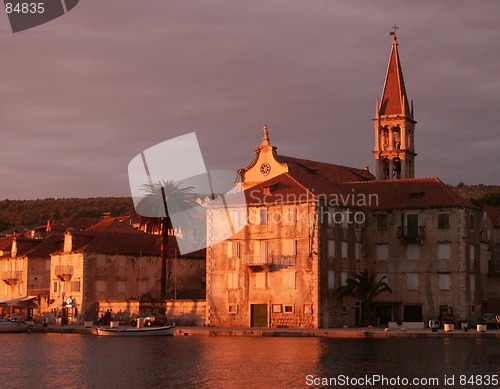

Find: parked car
130;313;167;327
438;305;458;328
479;313;499;330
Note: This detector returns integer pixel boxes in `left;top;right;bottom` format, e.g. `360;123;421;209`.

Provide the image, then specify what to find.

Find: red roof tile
69;231;161;256
22;235;64;258
277;155;374;182
88;217;139;234
244;173;475;210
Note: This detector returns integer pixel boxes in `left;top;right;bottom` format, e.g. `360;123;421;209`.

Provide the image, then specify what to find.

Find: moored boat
95;324;175;337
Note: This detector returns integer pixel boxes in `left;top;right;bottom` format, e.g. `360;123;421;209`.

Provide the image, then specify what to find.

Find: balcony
397;226;426;243
243;254;296;270
55;265;74;281
2;271;22;285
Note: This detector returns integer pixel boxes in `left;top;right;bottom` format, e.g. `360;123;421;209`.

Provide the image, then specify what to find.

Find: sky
1;1;499;200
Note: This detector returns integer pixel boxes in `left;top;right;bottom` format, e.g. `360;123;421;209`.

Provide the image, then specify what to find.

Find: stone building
481;206;500;313
49;220;162;322
205;33;486;328
49;218;206;322
0;235;61;318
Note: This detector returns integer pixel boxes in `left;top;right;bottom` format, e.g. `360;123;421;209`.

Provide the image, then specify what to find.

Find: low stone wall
98;300;140;323
165;300;206;326
94;299;206;326
388;321;425;329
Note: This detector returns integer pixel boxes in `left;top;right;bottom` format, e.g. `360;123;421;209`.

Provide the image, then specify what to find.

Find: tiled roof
244;173;313;205
277;155;374;182
69;231;161;256
0;236;13;251
244;173;475;210
337;178;476;210
88;217;139;234
22;235;64;258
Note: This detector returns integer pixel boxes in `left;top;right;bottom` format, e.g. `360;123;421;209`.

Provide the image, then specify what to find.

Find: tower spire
373;27;417;181
379;25;411;117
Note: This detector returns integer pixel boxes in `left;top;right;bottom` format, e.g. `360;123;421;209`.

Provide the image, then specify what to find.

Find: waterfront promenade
27;324;500;338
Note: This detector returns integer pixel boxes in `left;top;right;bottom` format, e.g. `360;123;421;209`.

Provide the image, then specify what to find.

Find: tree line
0;197;134;232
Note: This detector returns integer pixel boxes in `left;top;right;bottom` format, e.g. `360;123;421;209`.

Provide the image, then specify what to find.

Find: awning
0;296;37;306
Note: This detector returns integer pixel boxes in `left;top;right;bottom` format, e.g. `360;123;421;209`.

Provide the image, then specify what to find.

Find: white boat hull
95;324;175;337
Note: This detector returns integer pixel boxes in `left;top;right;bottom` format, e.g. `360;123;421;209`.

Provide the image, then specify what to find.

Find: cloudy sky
1;1;499;200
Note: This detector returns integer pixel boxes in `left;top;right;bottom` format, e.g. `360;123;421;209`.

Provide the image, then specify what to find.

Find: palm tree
136;180;194;301
336;269;392;326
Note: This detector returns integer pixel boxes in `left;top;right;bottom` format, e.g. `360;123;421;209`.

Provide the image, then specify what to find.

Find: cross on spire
390;23;399;39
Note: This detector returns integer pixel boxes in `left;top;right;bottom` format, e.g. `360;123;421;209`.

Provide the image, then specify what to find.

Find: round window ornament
260;162;271;176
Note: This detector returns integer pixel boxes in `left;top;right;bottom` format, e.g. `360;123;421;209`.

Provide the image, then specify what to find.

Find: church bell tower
373;26;416;180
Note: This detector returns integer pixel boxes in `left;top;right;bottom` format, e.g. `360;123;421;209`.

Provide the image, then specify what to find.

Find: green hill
0;197;134;232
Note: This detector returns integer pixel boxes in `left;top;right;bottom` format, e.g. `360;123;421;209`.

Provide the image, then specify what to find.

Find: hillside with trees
0;197;134;232
451;184;500;206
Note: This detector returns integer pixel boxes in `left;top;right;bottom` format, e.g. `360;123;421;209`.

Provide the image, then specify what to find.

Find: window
254;240;268;258
228;273;239;289
438;273;451;290
470;275;475;294
70;280;81;292
407;273;419;290
341;272;348;286
229;304;238;314
272;304;282;313
284;305;294;313
341;242;348;259
376;244;389;260
231;210;241;228
96;256;106;268
406;214;419;237
303;304;312;315
284;206;297;225
355;243;361;260
259;208;268;225
249;208;267;225
53;281;59;293
328;240;336;258
18;283;23;295
96;280;106;293
283;271;296;289
116;280;125;294
283;239;297;256
469;245;475;261
406;244;420;260
437;213;449;229
438;243;451;260
255;273;267;289
227;241;240;258
377;214;389;231
328;271;335;290
469;213;475;230
118;257;126;268
341;210;349;228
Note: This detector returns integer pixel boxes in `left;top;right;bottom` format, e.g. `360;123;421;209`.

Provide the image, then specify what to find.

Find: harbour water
0;334;498;388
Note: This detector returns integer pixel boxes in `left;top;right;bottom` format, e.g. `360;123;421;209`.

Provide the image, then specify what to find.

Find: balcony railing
55;265;74;281
243;254;296;267
397;226;426;241
2;271;22;285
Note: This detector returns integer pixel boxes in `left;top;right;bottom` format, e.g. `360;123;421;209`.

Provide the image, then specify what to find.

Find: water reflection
0;334;497;388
